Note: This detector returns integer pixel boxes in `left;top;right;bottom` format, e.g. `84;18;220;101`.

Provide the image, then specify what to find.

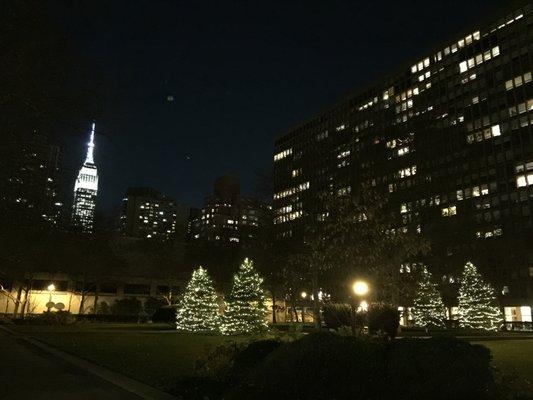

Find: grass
472;339;533;382
10;323;533;394
11;323;241;390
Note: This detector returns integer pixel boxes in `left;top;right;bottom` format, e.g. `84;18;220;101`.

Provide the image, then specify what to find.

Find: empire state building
72;122;99;233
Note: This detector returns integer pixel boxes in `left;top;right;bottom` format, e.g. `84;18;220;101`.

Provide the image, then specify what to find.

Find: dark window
124;284;150;295
75;281;96;293
99;283;117;294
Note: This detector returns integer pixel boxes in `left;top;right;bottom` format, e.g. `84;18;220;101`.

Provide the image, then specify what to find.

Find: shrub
97;301;110;315
24;311;76;325
151;305;177;323
227;332;384;400
194;341;241;381
229;339;282;383
367;304;400;339
322;302;353;330
384;337;494;400
111;297;141;316
227;333;496;400
143;297;165;317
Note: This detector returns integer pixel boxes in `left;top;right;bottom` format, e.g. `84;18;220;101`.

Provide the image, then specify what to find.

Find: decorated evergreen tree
457;261;503;331
411;265;446;328
176;266;220;333
222;258;268;335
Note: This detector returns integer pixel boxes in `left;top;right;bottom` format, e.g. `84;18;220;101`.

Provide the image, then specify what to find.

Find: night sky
52;0;505;214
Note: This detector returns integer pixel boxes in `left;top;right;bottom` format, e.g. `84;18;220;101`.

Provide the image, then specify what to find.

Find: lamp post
351;280;370;334
46;283;55;312
300;291;307;323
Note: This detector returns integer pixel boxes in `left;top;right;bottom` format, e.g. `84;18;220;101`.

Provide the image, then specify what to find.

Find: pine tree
411;265;446;328
176;266;220;333
457;261;502;331
221;258;268;335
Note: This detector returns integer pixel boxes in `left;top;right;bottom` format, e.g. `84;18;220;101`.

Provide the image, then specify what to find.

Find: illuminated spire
85;122;95;164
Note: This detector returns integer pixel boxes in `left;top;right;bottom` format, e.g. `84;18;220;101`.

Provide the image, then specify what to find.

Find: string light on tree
457;261;503;331
411;265;446;328
176;266;220;333
222;258;268;335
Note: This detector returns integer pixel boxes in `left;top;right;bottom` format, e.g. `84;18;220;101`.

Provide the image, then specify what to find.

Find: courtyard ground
9;323;237;391
8;323;533;394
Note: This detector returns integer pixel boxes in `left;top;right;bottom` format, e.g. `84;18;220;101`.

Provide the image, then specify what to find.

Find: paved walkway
0;329;141;400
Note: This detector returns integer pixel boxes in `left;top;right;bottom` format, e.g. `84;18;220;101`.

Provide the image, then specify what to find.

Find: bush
227;333;496;400
19;311;76;326
229;339;282;382
384;337;494;400
194;341;241;381
111;297;141;316
228;332;384;400
143;297;165;317
151;305;177;323
367;304;400;339
97;301;110;315
322;303;353;330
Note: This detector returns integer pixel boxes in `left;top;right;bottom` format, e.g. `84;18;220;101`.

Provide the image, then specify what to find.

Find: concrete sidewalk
0;326;177;400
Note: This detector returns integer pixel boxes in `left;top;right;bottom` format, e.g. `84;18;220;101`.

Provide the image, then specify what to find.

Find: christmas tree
176;266;220;333
411;265;446;328
221;258;268;335
457;261;502;331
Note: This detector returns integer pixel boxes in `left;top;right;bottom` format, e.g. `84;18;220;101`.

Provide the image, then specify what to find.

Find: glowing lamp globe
352;280;369;296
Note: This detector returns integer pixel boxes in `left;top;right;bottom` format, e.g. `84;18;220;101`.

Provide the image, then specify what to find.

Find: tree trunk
93;284;99;315
20;287;29;319
79;292;86;315
78;275;87;315
271;291;277;324
311;265;322;331
291;298;299;323
13;286;23;318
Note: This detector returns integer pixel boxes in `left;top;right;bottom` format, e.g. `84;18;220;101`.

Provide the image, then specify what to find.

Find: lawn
11;324;241;390
471;339;533;383
11;324;533;394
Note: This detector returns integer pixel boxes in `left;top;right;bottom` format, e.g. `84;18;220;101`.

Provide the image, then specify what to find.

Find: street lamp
300;291;307;323
351;280;370;333
46;283;55;312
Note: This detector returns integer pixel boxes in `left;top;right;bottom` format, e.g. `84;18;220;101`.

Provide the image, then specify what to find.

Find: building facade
190;176;266;247
72;123;99;233
0;271;184;317
120;187;189;239
0;131;63;227
273;4;533;324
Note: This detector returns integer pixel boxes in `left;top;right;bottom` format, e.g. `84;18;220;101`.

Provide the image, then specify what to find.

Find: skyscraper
0;131;63;227
120;187;190;239
273;4;532;321
189;176;267;247
72;123;98;233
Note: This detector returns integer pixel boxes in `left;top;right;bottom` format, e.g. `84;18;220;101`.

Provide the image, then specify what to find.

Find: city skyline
47;0;506;215
2;3;532;398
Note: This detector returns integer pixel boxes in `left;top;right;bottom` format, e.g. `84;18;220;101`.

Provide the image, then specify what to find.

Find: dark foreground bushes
172;332;496;399
223;333;494;400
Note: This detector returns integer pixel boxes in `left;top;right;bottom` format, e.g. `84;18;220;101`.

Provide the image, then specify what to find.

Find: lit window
491;125;501;137
516;175;528;187
441;205;457;217
274;148;292;161
521;306;532;323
